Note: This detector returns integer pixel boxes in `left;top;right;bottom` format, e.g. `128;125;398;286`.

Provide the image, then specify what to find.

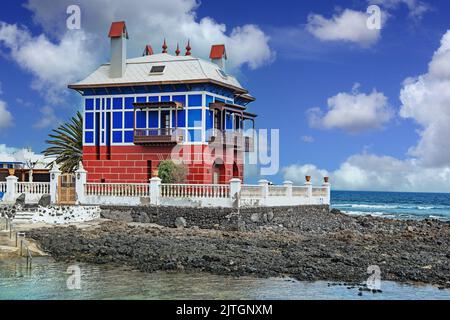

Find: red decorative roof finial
185;40;191;56
162;39;168;53
175;43;181;56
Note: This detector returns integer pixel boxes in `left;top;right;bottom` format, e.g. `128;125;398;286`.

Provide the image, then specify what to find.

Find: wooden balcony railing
134;128;184;145
207;130;254;152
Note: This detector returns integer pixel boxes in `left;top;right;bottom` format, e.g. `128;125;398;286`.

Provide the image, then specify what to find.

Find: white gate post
49;162;61;204
323;177;331;205
305;176;312;204
283;180;293;198
150;177;161;205
4;175;18;203
258;179;269;205
75;162;87;204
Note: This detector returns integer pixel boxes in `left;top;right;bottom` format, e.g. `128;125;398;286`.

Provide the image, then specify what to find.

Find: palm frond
43;111;83;173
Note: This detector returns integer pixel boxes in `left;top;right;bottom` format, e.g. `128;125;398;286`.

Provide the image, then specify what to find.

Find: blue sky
1;0;450;192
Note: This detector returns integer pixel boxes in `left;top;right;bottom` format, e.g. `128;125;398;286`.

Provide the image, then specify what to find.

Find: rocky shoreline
28;209;450;289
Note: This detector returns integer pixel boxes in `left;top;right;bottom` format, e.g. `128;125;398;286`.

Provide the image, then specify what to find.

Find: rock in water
330;209;341;215
15;193;26;206
175;217;187;229
38;194;51;207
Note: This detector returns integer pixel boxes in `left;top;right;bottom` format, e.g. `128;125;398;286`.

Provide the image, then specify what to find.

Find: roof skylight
150;65;165;74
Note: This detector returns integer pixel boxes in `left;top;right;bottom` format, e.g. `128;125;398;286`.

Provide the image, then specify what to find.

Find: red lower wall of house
83;145;244;184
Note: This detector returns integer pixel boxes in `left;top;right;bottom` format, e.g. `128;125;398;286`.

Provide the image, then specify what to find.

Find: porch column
258;179;269;199
4;175;18;203
150;177;161;205
49;162;61;204
229;178;241;206
75;162;87;204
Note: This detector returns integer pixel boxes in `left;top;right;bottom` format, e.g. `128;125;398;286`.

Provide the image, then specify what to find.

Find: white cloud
33;106;61;129
283;153;450;193
306;9;382;47
399;30;450;167
0;22;98;104
24;0;274;71
308;84;393;134
0;144;54;167
369;0;430;19
0;100;13;131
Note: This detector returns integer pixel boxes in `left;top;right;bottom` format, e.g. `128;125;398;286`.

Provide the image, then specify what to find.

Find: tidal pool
0;257;449;300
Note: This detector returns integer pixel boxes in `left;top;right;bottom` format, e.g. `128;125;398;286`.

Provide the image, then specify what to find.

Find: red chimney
209;44;227;70
143;45;154;56
175;43;180;56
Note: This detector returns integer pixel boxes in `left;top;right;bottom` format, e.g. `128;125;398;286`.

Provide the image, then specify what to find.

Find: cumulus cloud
283;153;450;193
306;9;382;47
0;100;13;131
399;30;450;167
24;0;274;71
0;22;98;104
308;84;393;134
369;0;430;19
33;106;61;129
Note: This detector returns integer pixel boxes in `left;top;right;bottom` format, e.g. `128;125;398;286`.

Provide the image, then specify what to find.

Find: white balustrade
161;184;230;198
240;185;263;198
268;186;288;197
85;183;149;197
292;186;309;197
15;182;50;195
312;187;328;197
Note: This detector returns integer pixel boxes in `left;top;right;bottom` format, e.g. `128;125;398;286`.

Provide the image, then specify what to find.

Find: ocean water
1;257;449;300
332;191;450;221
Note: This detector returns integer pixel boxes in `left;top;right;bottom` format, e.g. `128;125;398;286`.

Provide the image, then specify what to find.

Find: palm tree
43;111;83;173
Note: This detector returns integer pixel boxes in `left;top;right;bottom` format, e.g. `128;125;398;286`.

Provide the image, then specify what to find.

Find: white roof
0;148;56;170
70;53;247;93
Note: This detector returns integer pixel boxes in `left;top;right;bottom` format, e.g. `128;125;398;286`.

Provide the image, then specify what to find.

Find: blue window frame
125;97;134;109
113;112;123;129
215;97;225;103
106;98;111;110
148;111;158;128
136;111;146;128
85;113;94;130
113;131;123;143
113;98;122;109
206;110;213;130
226;113;233;130
172;110;186;127
124;131;134;143
188;129;202;142
149;96;159;102
85;99;94;111
188;109;202;127
172;95;186;106
136;96;146;103
188;94;202;107
95;98;101;110
161;95;170;102
85;132;94;143
206;95;214;106
124;112;134;129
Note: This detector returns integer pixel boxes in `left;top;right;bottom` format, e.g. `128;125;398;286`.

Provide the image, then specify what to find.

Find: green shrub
158;160;187;183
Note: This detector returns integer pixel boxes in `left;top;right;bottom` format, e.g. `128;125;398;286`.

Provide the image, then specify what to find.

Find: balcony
208;130;254;152
134;128;184;145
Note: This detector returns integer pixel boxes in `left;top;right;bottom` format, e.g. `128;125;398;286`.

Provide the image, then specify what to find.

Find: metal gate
58;174;76;204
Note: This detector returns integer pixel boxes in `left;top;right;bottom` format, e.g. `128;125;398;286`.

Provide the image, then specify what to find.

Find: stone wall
100;205;330;231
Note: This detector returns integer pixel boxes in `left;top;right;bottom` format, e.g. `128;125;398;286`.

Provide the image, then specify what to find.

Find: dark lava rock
38;194;51;207
15;194;26;206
